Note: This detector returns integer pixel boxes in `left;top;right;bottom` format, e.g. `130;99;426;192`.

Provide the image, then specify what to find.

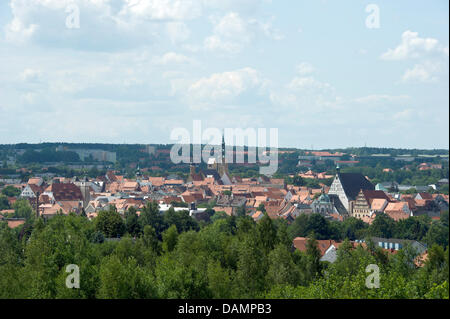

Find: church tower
219;131;229;176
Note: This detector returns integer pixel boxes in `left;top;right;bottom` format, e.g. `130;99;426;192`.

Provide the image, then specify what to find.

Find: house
293;237;342;263
352;190;391;219
40;202;65;218
44;182;83;202
327;168;374;215
251;210;264;222
415;192;433;201
384;202;411;221
292;203;313;217
375;182;399;192
418;163;442;171
369;237;427;255
27;177;44;187
121;181;140;193
371;198;388;212
20;184;42;199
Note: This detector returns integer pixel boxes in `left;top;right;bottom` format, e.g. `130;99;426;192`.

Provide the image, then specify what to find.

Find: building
369;237;427;254
311;193;334;215
327;167;374;215
20;184;42;199
352;190;391;219
189;132;232;185
293;237;343;263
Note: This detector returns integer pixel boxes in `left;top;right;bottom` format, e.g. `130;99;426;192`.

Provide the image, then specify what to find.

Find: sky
0;0;448;149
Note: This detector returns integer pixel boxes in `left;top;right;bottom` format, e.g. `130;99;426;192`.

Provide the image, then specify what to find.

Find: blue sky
0;0;448;149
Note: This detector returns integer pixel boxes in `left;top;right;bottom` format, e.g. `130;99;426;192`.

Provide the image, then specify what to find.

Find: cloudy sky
0;0;448;149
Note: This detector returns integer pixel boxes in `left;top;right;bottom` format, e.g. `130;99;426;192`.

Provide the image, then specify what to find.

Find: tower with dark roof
218;131;229;177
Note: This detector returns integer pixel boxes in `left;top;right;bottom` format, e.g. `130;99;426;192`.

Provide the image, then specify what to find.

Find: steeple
221;129;225;165
219;130;229;176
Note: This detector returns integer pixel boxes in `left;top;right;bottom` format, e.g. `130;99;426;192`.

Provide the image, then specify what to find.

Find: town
0;142;448;299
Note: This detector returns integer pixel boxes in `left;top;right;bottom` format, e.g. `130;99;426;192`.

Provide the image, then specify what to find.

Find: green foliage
1;186;21;197
293;176;304;186
0;208;448;299
13;199;34;220
368;213;396;238
97;255;156;299
287;213;332;240
0;194;9;210
19;149;81;164
139;201;167;239
94;207;125;238
124;207;141;237
257;213;277;253
162;225;178;253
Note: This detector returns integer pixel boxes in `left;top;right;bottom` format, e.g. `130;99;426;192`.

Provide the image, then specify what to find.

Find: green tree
125;207;141;237
266;244;300;287
162;225;178;253
1;186;21;197
139;201;167;239
234;233;267;298
368;213;395;238
142;225;161;254
304;236;322;283
94;207;125;238
257;213;277;253
293;175;305;186
97;255;156;299
0;194;10;211
425;221;449;248
13;199;33;220
207;260;233;298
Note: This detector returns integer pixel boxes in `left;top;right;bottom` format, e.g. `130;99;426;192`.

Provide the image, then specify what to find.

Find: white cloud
295;62;315;75
119;0;203;21
381;30;445;60
19;68;43;82
204;12;251;54
392;108;413;120
153;52;193;65
187;67;265;108
402;61;442;83
204;12;282;54
5;17;38;42
288;76;334;93
270;72;340;118
166;22;191;43
204;0;267;13
354;94;410;104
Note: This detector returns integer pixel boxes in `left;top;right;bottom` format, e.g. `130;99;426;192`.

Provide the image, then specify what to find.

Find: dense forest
0;201;448;299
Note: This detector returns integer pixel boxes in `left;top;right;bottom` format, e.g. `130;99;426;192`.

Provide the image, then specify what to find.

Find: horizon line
0;142;448;152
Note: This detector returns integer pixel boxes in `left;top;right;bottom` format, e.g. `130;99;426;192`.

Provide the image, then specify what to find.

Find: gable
338;173;374;200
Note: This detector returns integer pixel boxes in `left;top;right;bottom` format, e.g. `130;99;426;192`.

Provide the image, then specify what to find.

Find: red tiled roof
293;237;339;256
49;183;83;201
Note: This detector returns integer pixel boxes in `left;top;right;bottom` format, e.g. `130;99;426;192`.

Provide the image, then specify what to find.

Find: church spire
221;129;225;164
